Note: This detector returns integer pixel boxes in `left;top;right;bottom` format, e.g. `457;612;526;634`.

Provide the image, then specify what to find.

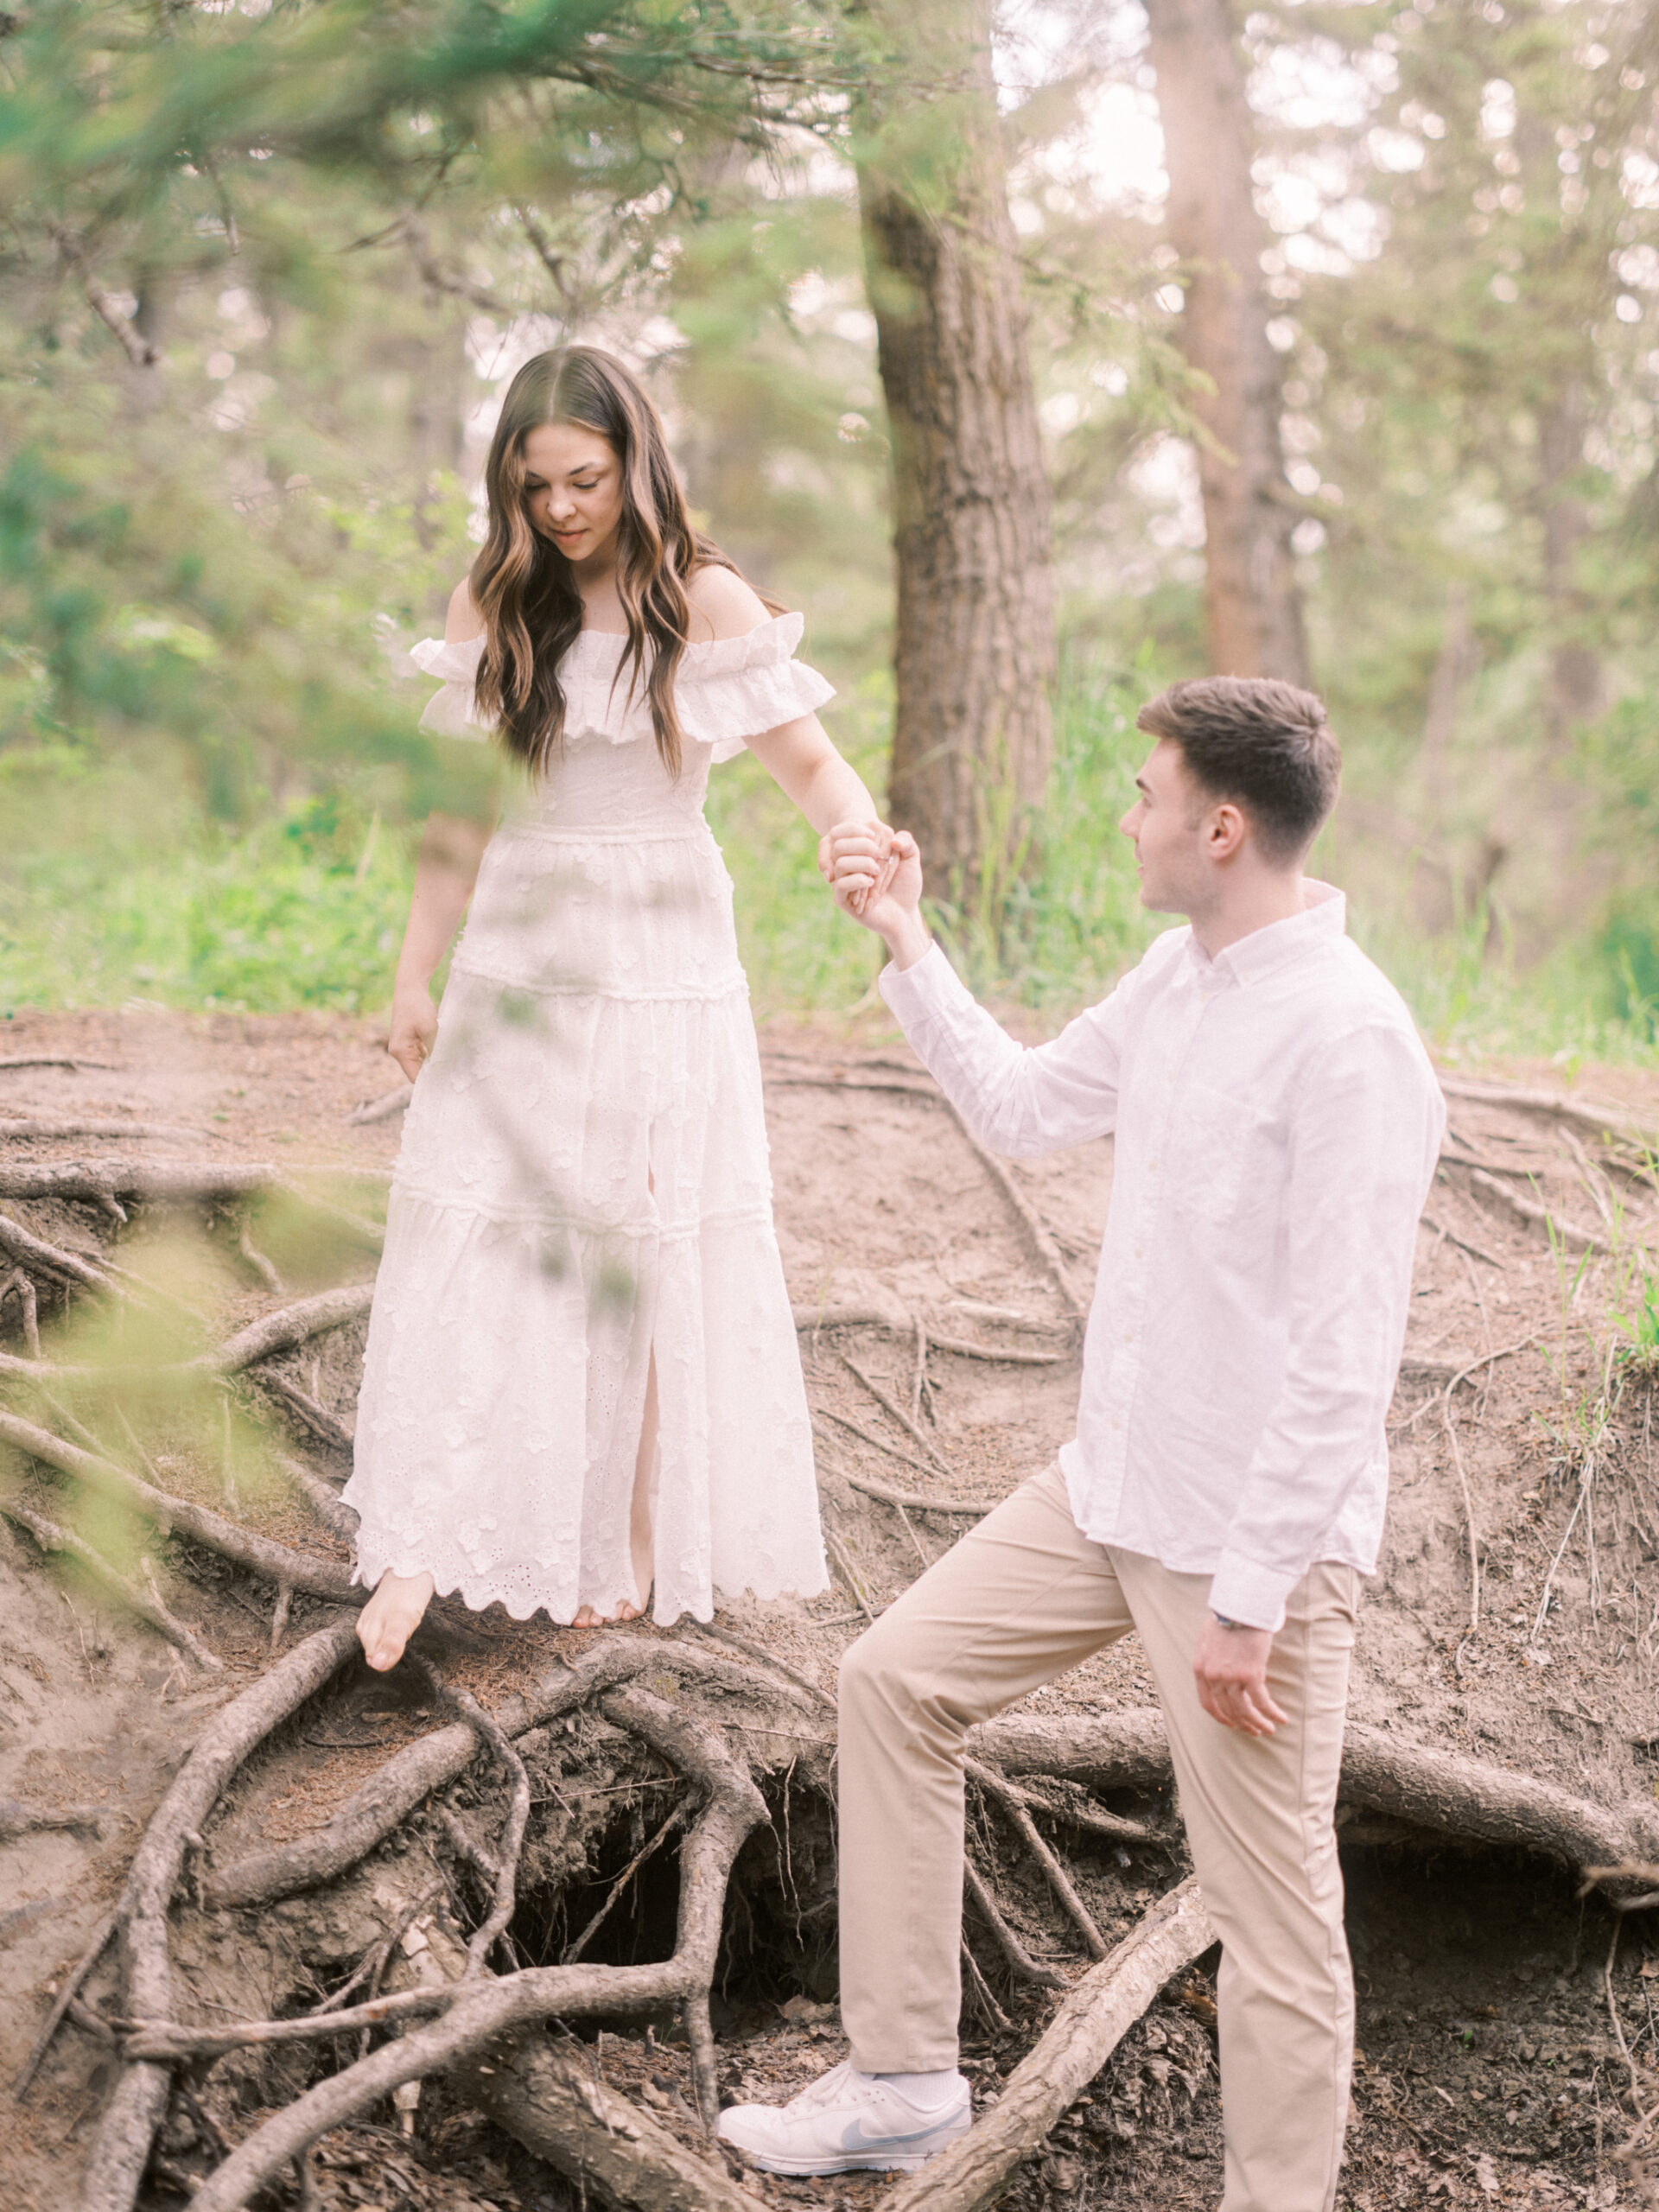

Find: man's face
1118;741;1214;915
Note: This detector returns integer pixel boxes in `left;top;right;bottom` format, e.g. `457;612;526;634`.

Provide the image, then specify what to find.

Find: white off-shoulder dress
342;614;830;1626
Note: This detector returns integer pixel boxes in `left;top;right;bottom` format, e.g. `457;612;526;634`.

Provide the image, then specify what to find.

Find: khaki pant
836;1461;1359;2212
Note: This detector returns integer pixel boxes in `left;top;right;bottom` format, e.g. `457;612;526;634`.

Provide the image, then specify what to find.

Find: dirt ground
3;998;1659;2211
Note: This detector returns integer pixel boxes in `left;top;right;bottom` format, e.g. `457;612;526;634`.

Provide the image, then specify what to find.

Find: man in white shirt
717;677;1445;2210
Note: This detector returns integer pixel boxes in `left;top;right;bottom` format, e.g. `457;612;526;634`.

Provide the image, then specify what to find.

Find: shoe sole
723;2121;971;2177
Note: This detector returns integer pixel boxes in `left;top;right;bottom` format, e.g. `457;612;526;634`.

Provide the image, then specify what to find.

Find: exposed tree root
0;1494;223;1669
881;1876;1216;2212
176;1688;769;2212
791;1302;1067;1365
454;2031;769;2212
940;1106;1086;1322
1464;1164;1609;1255
1439;1074;1654;1150
0;1118;221;1141
0;1408;359;1603
973;1711;1659;1868
0;1209;116;1292
346;1082;413;1126
208;1282;376;1375
837;1466;992;1519
205;1634;819;1910
77;1618;364;2212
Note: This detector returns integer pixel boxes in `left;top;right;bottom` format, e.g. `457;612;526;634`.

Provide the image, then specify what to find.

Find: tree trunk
1142;0;1308;685
856;0;1055;911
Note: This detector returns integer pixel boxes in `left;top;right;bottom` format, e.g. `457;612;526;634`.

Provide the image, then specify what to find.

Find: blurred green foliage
3;0;1659;1059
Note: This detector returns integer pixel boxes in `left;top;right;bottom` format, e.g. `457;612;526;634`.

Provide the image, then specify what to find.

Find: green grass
3;670;1659;1069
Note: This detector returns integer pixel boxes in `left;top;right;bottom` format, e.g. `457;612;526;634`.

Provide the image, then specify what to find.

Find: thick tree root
206;1633;818;1910
175;1688;769;2212
972;1711;1659;1867
208;1283;376;1374
880;1876;1215;2212
0;1210;115;1291
77;1618;364;2212
454;2032;768;2212
0;1408;359;1602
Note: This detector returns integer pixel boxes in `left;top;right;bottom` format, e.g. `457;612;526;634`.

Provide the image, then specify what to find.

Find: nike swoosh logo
840;2112;963;2151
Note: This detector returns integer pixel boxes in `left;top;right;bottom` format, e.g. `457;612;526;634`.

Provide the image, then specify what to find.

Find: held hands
1192;1618;1287;1738
820;821;930;967
387;987;438;1087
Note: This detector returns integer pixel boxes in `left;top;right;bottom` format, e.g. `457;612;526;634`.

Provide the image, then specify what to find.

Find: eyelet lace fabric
342;615;832;1626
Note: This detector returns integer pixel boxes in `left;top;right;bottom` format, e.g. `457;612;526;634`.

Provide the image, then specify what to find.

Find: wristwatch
1211;1611;1244;1630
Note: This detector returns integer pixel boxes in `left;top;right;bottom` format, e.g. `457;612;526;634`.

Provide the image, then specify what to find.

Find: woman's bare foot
357;1569;435;1671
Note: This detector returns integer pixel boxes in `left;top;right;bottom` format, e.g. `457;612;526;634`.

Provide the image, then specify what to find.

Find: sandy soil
2;999;1658;2211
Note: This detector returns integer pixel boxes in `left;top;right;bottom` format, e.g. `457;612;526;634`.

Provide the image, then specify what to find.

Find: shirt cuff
1206;1554;1298;1635
877;940;961;1022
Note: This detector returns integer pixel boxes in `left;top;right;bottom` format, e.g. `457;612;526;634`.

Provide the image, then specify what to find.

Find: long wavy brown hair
470;346;767;779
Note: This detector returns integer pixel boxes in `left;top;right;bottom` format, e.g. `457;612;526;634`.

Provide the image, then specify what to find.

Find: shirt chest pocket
1166;1081;1273;1227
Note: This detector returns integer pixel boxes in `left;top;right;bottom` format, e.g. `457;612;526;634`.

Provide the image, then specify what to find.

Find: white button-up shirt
880;883;1445;1631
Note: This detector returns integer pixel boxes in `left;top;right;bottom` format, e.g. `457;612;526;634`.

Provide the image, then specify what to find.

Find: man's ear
1205;803;1248;860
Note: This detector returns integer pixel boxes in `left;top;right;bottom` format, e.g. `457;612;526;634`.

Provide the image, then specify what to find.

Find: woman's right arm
386;581;492;1084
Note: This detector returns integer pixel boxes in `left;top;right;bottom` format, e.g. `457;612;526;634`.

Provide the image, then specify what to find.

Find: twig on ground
840;1465;991;1520
0;1497;223;1670
563;1805;689;1963
1421;1211;1503;1268
962;1858;1067;1989
824;1525;879;1626
12;1910;118;2097
837;1350;959;1479
1441;1402;1481;1633
1395;1332;1546;1434
813;1408;957;1488
0;1118;220;1141
0;1056;119;1073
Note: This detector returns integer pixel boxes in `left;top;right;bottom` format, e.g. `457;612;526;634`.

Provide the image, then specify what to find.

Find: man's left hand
1193;1618;1287;1737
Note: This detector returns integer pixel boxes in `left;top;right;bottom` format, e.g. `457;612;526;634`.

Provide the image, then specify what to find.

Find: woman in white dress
346;345;886;1669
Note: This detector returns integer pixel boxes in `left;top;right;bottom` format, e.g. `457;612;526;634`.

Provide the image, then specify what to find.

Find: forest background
3;0;1657;1060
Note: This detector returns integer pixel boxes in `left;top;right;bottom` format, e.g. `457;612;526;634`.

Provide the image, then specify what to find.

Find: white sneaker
716;2060;971;2175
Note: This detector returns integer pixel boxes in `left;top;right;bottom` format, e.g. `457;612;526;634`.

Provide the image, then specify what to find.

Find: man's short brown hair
1136;677;1340;865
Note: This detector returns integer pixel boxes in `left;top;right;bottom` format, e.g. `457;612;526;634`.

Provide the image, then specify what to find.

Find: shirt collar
1185;880;1347;992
